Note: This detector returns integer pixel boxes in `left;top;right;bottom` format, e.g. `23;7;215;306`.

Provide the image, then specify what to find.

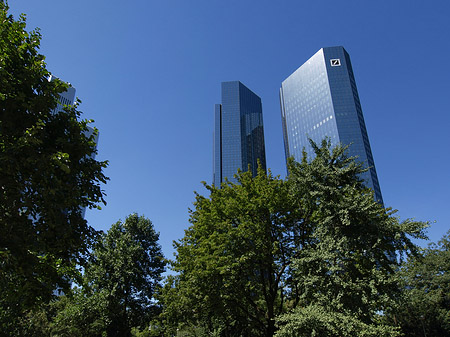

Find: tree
0;1;108;325
50;288;110;337
162;166;302;337
276;304;401;337
275;139;427;337
388;230;450;337
52;214;166;337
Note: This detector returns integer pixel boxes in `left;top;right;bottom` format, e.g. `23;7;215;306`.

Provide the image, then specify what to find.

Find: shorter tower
280;46;383;203
214;81;266;186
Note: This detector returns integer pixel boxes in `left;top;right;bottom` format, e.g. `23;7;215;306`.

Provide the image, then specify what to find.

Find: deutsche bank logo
330;59;341;66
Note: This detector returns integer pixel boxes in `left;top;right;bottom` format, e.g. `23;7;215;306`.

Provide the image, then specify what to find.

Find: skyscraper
280;46;383;203
213;81;266;186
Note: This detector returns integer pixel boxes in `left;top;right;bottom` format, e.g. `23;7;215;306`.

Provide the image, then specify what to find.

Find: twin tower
213;46;383;203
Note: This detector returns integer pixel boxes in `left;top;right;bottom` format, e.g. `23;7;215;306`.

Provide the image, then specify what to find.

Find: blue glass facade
280;46;383;203
214;81;266;186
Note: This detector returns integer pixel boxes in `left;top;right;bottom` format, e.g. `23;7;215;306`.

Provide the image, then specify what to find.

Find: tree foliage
388;230;450;337
50;288;110;337
162;166;301;337
275;139;427;337
52;214;166;337
0;1;108;325
276;304;399;337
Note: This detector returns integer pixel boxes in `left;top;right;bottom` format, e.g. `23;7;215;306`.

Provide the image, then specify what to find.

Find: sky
9;0;450;259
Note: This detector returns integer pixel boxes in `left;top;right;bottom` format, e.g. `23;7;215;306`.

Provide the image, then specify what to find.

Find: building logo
330;59;341;66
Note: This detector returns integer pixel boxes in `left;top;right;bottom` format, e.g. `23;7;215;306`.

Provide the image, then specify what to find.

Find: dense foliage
52;214;166;337
0;2;108;329
387;230;450;336
161;165;301;336
275;140;426;337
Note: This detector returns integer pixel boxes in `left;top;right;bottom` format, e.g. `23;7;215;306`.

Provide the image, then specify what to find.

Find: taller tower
280;46;383;203
214;81;266;186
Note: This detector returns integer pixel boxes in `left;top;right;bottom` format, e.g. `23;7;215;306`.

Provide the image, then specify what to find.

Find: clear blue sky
9;1;450;259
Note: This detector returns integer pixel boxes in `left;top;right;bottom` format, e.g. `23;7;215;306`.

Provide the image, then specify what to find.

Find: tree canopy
52;214;166;337
275;139;427;337
387;230;450;336
162;165;301;337
0;2;108;326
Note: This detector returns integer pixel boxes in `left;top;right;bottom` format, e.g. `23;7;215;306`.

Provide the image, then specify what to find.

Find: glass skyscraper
214;81;266;186
280;46;383;203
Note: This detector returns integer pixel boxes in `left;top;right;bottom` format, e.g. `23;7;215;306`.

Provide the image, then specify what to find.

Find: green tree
388;230;450;337
0;2;108;327
52;214;166;337
162;166;302;337
276;303;401;337
50;288;110;337
275;139;427;337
